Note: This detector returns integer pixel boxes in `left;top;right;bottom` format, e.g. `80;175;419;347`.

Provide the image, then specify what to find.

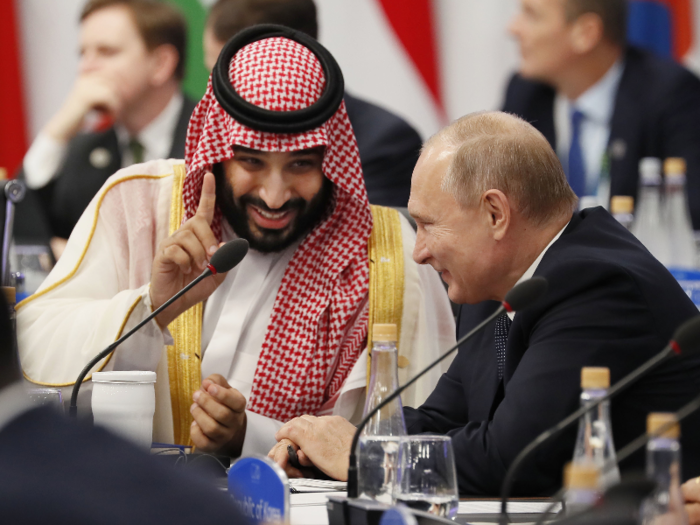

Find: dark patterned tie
494;313;512;381
128;137;145;164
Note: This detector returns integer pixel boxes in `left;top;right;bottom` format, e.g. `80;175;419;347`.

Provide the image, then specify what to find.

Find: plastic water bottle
642;413;689;525
358;323;406;502
664;158;697;269
563;462;601;516
632;158;669;264
572;367;620;488
610;196;634;230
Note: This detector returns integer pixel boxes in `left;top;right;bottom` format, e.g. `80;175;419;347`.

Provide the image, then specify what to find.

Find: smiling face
79;5;158;114
408;145;500;305
508;0;579;83
215;146;332;253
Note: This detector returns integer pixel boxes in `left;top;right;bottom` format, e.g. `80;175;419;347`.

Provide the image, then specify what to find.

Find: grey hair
424;111;578;226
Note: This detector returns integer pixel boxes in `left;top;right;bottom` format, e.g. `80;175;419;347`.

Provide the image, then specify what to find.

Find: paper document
289;478;347;493
459;500;562;514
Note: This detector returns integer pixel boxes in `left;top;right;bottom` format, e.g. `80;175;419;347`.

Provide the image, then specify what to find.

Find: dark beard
212;163;334;253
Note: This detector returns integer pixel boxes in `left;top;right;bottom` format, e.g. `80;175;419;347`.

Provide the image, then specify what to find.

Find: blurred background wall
2;0;700;174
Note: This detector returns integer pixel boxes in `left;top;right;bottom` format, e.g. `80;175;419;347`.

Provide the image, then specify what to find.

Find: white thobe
16;160;456;456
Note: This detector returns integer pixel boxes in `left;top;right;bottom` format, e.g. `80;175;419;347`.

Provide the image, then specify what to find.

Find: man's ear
150;44;180;86
570;12;604;55
482;189;510;241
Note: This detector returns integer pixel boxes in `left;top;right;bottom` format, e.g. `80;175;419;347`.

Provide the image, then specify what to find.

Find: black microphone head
209;239;249;274
671;315;700;356
502;276;548;313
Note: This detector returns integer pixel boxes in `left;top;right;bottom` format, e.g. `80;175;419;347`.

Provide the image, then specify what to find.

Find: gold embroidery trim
367;205;405;387
19;172;172;386
23;295;143;386
166;164;203;446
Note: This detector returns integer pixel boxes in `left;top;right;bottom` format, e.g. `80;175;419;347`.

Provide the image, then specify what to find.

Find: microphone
346;276;549;498
597;389;700;479
498;314;700;525
68;239;249;417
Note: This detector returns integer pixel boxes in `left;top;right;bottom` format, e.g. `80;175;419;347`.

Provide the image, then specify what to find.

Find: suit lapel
169;96;197;158
607;48;645;198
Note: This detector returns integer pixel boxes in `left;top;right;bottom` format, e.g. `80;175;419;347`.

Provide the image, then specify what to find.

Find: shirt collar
508;222;569;320
0;382;38;434
116;91;184;161
570;59;624;125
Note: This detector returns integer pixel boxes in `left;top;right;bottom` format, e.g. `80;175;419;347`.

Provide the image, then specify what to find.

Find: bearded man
16;26;454;456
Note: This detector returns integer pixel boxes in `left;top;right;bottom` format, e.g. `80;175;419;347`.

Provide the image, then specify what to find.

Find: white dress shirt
507;223;568;321
555;61;624;205
23;92;184;189
201;224;299;456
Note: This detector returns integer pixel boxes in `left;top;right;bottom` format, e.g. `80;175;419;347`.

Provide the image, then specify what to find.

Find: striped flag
0;0;28;176
627;0;694;60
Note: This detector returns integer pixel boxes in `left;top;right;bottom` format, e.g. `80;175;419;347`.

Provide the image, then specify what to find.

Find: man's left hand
272;415;355;481
190;374;247;456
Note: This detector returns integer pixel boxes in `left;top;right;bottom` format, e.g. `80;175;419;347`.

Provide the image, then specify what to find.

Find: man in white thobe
17;27;455;456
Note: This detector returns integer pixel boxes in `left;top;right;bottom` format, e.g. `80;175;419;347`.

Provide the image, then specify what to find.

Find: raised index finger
195;172;217;225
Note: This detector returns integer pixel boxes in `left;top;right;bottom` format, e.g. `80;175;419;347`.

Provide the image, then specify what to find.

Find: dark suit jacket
16;95;197;241
0;406;245;523
503;47;700;229
404;208;700;496
344;93;422;207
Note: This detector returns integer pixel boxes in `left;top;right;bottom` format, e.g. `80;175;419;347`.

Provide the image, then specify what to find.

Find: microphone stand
347;305;506;498
498;344;679;524
600;391;700;477
68;267;217;417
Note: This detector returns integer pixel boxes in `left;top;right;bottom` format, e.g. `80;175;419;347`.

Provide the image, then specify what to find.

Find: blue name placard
380;506;418;525
228;456;289;524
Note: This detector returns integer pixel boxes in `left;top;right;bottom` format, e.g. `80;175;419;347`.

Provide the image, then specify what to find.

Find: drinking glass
358;435;401;504
393;436;459;519
27;388;63;411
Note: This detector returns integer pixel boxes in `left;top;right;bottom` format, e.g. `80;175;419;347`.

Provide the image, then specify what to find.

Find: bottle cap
639;158;662;185
581;367;610;389
610;196;634;215
563;462;599;490
647;413;680;439
372;323;397;342
664;158;687;177
1;287;16;305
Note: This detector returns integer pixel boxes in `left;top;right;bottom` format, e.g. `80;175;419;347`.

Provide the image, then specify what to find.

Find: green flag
166;0;212;100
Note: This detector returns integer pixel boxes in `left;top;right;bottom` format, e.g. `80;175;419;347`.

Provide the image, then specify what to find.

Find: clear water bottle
642;413;689;525
610;195;635;230
358;323;406;503
632;158;669;265
572;367;620;489
563;462;601;516
664;158;697;269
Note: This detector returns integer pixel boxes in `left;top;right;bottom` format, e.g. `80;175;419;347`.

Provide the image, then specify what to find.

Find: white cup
91;371;156;449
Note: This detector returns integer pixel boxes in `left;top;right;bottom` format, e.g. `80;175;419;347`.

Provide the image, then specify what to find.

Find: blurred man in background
202;0;423;208
504;0;700;230
17;0;196;257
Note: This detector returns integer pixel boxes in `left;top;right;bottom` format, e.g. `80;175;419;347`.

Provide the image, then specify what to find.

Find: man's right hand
150;172;226;328
43;74;121;142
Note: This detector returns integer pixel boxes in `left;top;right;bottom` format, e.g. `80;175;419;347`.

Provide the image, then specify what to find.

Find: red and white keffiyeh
183;37;373;421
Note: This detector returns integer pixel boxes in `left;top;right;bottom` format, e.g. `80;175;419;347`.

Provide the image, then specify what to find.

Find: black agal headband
211;24;345;134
